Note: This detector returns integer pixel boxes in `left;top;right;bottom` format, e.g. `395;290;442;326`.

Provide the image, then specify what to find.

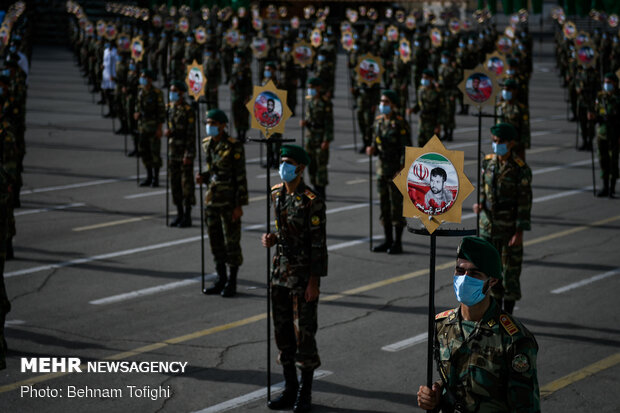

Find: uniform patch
311;215;320;226
304;189;316;200
487;319;496;327
234;153;241;160
435;309;453;320
401;129;406;134
499;314;519;336
376;137;382;144
485;154;495;160
511;354;530;373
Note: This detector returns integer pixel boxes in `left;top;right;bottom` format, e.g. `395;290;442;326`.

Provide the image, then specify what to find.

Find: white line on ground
14;202;86;217
21;179;123;195
256;172;280;179
532;159;592;175
191;370;333;413
124;190;166;199
4;320;26;326
328;235;384;252
550;267;620;294
382;332;427;352
73;215;154;232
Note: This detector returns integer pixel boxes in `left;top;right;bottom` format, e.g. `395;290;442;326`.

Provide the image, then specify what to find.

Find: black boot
504;300;515;314
178;204;192;227
388;226;404;255
221;266;238;297
372;225;393;252
127;148;138;157
204;264;227;295
151;168;160;187
597;178;609;197
293;370;313;413
6;238;14;260
139;168;153;187
315;186;325;199
170;205;183;227
268;366;298;410
610;180;616;198
446;128;453;141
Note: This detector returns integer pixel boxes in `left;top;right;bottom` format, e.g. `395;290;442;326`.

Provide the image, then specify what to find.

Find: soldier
197;109;248;298
166;81;196;227
574;65;599;151
202;44;221;110
134;69;165;187
261;145;327;413
417;236;540;412
229;49;252;142
155;31;169;87
114;51;129;134
437;50;461;141
124;59;140;156
352;68;381;153
279;40;298;116
301;77;333;198
588;73;620;198
315;49;334;99
411;69;441;147
169;32;185;82
390;48;411;117
473;123;532;314
101;42;118;118
497;79;530;160
184;33;202;66
366;90;412;255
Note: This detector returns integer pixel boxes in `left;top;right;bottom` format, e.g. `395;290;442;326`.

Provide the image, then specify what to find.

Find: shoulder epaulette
202;136;212;144
375;114;384;120
396;115;404;121
513;155;525;167
271;183;283;191
304;189;316;200
499;314;520;336
227;136;238;144
485;154;496;160
435;309;454;320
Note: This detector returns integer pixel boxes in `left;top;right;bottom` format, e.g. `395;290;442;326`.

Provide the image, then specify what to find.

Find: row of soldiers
555;23;620;197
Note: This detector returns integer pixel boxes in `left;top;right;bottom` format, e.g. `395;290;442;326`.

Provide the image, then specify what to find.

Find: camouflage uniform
167;101;196;212
114;55;129;133
135;84;166;171
169;37;185;82
575;67;599;149
230;59;252;140
438;61;461;140
592;88;620;196
479;153;532;302
125;66;139;142
390;53;411;117
279;49;298;116
496;100;531;152
200;132;248;267
270;181;327;371
354;83;381;148
203;52;222;110
414;84;441;146
304;95;333;191
434;300;540;412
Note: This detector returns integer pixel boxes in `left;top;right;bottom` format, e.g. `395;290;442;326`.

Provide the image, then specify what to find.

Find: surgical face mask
283;46;290;53
324;38;329;44
421;78;431;87
479;33;484;39
318;55;326;62
139;77;147;86
604;82;614;92
279;162;298;183
394;50;399;56
264;70;272;78
1;69;9;77
233;57;241;64
453;275;486;306
501;90;513;101
379;103;391;114
129;63;136;71
205;51;212;57
518;45;524;51
414;41;420;47
161;33;166;38
149;33;154;38
458;42;465;48
492;142;509;156
104;43;111;49
169;91;179;102
307;88;317;97
441;57;449;64
9;46;16;53
506;69;515;76
468;39;474;45
206;124;219;136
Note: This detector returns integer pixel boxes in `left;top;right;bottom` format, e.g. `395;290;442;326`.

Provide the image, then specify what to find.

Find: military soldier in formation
229;49;252;142
437;50;461;141
261;145;327;413
166;81;196;227
198;109;248;298
411;68;441;147
417;236;540;412
367;90;411;255
473;123;532;314
574;66;599;151
202;44;221;110
124;59;140;156
497;79;530;160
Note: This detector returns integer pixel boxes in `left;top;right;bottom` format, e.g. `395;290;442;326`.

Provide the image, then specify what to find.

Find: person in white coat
102;43;118;118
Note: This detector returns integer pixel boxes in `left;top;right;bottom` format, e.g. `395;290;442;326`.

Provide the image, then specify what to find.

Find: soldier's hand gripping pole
195;102;206;291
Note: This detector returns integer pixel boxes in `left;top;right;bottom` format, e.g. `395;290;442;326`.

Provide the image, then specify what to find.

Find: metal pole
347;65;357;152
136;141;140;186
476;108;482;236
265;137;272;402
301;88;306;145
591;138;597;196
196;103;205;292
426;233;436;388
165;124;170;227
576;105;580;150
369;152;373;251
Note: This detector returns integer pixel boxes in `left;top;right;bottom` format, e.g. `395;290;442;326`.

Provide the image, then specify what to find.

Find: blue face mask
279;162;298;183
318;55;326;62
453;275;486;306
129;64;136;71
161;33;166;38
233;57;241;64
104;43;111;49
205;51;212;57
492;142;509;156
421;78;430;87
414;41;420;47
307;88;317;97
458;42;465;48
169;91;179;102
604;82;614;92
206;124;219;136
139;77;148;86
506;69;515;76
186;36;193;42
379;103;391;114
264;70;272;78
1;69;9;77
441;57;449;64
501;90;513;101
283;46;290;53
9;46;16;53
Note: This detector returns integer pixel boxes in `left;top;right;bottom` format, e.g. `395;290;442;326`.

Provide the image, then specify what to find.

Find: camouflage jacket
371;114;412;178
438;63;462;91
416;86;441;121
270;181;327;293
166;102;196;160
135;85;165;132
305;96;334;143
435;300;540;413
0;121;17;183
479;153;532;239
230;63;253;102
575;68;599;110
593;90;620;139
496;100;531;148
203;57;221;91
200;132;248;208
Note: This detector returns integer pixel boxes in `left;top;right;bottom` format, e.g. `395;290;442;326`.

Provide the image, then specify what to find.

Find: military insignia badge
512;354;530;373
234;153;241;160
311;216;320;226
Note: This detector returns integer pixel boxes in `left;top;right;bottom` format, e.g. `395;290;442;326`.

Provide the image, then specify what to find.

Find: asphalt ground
0;42;619;412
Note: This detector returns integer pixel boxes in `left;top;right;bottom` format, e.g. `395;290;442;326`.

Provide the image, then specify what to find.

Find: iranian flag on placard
407;153;459;215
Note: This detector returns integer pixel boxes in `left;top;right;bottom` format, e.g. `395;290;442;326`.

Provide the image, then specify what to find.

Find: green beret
457;236;502;280
381;89;399;105
441;50;451;56
141;68;155;79
422;68;435;77
307;77;322;87
503;78;517;88
171;80;187;92
265;61;277;68
234;48;246;56
281;144;310;165
206;108;228;124
604;72;618;83
507;58;519;67
490;122;517;142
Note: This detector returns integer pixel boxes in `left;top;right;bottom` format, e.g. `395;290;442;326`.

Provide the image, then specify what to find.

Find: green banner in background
532;0;543;14
502;0;515;14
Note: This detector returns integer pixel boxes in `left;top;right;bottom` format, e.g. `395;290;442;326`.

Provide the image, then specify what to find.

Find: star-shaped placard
458;65;498;110
245;80;292;138
185;60;206;101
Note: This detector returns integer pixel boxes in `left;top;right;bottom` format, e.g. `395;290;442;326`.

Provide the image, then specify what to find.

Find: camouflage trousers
205;85;218;111
205;205;242;267
285;83;297;116
597;135;619;181
232;98;250;132
484;235;523;302
377;174;405;228
305;139;329;188
169;160;196;207
577;106;595;145
271;285;320;372
418;117;437;147
139;132;162;169
356;99;375;147
443;93;457;130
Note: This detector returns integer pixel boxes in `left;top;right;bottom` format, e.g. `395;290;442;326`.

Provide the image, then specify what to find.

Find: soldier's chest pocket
496;172;517;195
214;148;233;169
284;203;307;233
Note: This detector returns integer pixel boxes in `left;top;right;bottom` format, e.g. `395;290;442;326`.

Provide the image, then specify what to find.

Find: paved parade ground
0;41;619;412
